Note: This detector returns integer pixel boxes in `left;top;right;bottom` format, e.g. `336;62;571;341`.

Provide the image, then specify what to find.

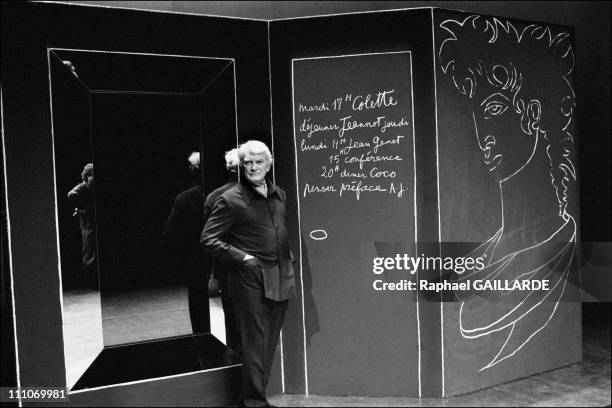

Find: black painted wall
1;0;270;390
269;8;441;397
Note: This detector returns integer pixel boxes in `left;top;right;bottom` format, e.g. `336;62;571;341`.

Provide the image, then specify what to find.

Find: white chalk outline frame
35;1;434;23
430;8;446;398
290;50;420;397
46;47;240;393
1;85;24;407
265;20;286;393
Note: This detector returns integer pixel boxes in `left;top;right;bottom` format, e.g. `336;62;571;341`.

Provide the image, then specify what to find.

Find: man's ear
527;99;541;134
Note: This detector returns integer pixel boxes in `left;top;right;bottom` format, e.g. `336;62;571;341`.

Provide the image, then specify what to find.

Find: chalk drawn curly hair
439;15;576;220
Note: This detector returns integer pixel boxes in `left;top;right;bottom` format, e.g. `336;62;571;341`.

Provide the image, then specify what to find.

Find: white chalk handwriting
296;87;412;201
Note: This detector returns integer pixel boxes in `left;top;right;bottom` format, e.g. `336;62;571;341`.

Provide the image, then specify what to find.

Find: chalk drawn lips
480;135;502;171
484;154;503;171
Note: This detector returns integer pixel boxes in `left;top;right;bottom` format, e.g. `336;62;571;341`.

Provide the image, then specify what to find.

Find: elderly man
201;140;295;407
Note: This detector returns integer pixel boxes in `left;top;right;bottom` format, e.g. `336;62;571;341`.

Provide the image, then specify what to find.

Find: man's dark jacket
200;178;296;301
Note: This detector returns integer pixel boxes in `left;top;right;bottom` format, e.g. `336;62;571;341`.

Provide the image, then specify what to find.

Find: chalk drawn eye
484;101;508;118
480;93;510;119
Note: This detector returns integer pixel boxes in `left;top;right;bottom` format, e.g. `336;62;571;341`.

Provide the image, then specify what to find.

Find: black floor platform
72;333;240;391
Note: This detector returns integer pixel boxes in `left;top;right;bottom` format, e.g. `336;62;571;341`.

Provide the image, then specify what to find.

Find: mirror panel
50;49;239;389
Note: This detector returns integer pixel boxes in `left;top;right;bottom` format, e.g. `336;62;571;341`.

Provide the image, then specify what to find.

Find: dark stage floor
62;289;609;406
270;303;611;407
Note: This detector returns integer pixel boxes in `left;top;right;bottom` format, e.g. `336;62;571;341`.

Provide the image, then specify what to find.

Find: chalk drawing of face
470;79;538;183
438;14;578;372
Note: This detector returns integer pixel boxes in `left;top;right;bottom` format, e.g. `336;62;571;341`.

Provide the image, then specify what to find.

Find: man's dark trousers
235;295;288;407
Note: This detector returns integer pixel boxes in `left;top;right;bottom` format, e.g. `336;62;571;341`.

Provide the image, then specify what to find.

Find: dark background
91;92;200;290
1;0;609;402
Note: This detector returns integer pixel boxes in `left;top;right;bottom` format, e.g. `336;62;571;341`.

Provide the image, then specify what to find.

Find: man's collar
238;178;282;205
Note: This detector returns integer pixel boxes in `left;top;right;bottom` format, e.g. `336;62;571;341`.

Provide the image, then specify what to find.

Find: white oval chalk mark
310;229;328;240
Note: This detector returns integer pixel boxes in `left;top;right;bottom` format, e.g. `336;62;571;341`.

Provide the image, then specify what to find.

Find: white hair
224;148;240;169
238;140;272;164
188;151;200;168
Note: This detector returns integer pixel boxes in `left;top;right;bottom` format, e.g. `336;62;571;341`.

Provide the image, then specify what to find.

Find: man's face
471;80;537;183
242;152;270;185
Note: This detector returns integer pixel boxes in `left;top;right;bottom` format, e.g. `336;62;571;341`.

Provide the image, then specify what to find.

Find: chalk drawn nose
310;229;328;240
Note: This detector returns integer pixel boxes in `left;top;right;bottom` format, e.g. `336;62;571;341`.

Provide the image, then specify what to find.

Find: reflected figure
67;163;98;288
164;151;209;333
205;148;241;356
62;59;79;78
439;16;577;370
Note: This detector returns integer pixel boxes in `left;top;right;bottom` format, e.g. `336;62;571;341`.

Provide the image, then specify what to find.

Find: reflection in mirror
50;49;240;390
92;90;204;345
49;54;103;390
